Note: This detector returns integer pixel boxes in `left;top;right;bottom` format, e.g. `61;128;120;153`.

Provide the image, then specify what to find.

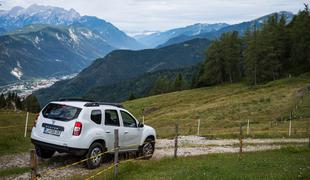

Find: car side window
121;111;137;128
105;110;120;126
91;110;102;124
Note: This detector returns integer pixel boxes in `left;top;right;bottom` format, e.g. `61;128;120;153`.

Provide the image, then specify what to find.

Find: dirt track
0;136;307;179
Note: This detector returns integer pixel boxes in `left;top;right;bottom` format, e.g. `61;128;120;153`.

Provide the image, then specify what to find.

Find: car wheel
35;146;55;159
86;142;105;169
138;138;155;159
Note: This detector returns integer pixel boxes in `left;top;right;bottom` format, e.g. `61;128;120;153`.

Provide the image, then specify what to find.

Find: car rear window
42;103;82;121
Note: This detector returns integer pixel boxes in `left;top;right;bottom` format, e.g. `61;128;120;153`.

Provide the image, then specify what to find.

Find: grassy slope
124;74;310;138
96;146;310;179
0;110;35;155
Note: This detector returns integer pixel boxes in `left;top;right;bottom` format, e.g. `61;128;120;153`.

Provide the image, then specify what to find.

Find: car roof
49;101;123;110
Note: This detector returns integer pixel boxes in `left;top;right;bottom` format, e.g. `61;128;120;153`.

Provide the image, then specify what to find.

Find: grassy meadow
94;146;310;179
0;110;36;155
124;74;310;138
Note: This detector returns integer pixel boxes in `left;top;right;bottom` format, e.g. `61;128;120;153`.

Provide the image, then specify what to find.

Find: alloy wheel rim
91;147;102;165
143;142;153;156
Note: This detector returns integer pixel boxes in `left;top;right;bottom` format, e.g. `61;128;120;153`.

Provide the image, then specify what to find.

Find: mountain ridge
156;11;294;48
135;23;228;48
0;4;143;50
0;24;115;85
35;38;212;105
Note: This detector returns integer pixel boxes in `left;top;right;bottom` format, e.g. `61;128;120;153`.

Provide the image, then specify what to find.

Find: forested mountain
195;7;309;87
35;66;196;105
0;25;114;85
157;11;294;48
35;39;211;105
135;23;228;48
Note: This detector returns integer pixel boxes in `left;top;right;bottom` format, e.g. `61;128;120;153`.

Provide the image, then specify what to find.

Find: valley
0;73;76;98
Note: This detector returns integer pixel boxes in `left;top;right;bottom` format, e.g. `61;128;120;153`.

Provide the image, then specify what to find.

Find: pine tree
288;4;310;74
221;31;243;83
149;76;171;95
244;23;262;85
128;92;136;100
23;95;41;113
15;96;22;110
174;73;184;91
198;40;225;85
0;93;5;109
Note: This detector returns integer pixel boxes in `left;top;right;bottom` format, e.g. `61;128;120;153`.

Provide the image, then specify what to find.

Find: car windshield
42;103;82;121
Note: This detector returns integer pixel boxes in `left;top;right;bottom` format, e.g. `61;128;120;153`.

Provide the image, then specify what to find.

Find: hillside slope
124;74;310;137
35;38;211;105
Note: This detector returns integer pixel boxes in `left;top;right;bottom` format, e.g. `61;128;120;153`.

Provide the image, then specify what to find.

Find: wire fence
0;116;309;179
26;125;309;180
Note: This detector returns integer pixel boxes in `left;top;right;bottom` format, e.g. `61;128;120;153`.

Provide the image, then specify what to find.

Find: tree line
194;5;310;87
128;73;189;100
0;92;41;113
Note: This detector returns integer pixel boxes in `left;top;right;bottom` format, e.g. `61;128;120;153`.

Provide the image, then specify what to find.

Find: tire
35;146;55;159
138;138;155;159
85;142;105;169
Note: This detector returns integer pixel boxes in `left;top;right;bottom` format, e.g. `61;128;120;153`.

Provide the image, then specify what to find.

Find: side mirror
138;122;144;128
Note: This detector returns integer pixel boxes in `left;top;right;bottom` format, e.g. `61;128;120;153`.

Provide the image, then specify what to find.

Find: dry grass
124;74;310;138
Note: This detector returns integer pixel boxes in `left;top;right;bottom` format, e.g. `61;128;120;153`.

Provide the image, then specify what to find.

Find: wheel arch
141;135;155;145
90;139;106;149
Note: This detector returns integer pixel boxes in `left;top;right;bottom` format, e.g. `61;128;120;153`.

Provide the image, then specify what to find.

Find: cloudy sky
0;0;306;35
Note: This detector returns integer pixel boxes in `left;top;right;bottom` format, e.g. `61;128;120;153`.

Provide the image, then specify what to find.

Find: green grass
124;74;310;138
0;167;30;178
0;110;36;156
94;146;310;180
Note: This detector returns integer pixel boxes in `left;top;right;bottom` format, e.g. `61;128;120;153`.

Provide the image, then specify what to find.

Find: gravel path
1;136;307;179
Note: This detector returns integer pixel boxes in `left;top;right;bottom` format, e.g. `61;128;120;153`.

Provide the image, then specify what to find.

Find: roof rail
57;98;94;102
84;102;124;108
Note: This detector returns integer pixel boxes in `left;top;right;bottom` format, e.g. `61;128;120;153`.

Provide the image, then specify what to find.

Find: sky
0;0;307;35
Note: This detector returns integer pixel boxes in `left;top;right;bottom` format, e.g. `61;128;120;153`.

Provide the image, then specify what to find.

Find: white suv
31;99;156;169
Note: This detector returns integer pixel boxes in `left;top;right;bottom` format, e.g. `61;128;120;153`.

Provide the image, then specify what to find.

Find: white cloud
0;0;306;35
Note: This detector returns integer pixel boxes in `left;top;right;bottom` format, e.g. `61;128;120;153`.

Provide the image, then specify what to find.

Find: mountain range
135;23;228;48
155;11;294;48
34;38;211;105
0;4;144;85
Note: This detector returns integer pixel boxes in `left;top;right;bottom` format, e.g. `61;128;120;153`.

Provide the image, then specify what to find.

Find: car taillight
73;122;82;136
34;114;39;127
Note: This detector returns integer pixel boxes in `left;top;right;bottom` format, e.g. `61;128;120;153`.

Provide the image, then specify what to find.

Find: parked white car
31;99;156;169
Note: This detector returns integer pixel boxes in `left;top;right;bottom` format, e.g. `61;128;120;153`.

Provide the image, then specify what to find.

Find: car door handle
124;131;128;134
106;130;111;133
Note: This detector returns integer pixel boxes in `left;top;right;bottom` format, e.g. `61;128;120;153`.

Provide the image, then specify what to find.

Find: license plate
44;128;62;136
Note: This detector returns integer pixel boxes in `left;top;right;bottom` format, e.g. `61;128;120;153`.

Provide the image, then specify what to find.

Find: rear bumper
31;139;88;156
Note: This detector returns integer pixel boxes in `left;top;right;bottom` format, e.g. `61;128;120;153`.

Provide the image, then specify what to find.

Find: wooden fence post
239;123;243;154
289;120;292;137
30;149;37;180
308;131;310;148
114;129;119;177
174;123;179;158
197;119;200;136
24;112;29;138
308;134;310;148
247;120;250;136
